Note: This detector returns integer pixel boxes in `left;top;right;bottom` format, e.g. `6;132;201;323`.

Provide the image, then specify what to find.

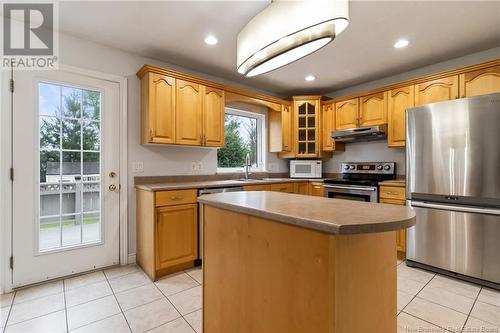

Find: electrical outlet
196;162;203;171
132;162;144;173
191;162;197;171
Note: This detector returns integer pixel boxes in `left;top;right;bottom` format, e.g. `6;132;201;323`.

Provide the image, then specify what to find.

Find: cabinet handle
170;196;184;201
385;191;399;195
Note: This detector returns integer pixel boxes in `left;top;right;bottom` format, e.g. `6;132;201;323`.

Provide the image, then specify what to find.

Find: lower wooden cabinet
136;189;198;280
294;182;310;195
270;183;295;193
310;182;324;197
379;185;406;257
243;184;272;191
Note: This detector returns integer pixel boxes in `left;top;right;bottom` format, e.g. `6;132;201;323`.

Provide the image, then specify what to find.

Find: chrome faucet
244;152;252;179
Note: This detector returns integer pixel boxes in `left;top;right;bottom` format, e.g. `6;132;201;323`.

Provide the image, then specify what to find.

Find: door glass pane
38;82;102;252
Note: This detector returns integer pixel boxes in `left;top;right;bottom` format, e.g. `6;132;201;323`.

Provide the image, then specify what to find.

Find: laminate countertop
136;178;321;191
198;191;415;235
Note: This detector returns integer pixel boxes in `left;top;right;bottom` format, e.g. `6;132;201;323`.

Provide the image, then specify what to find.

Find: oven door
324;184;378;202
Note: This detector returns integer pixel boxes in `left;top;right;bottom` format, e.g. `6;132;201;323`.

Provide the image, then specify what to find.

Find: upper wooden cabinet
202;86;225;147
459;65;500;98
387;86;414;147
138;67;225;147
281;104;293;152
415;76;459;106
141;72;176;144
359;92;388;126
335;98;359;130
321;102;335;151
294;97;320;158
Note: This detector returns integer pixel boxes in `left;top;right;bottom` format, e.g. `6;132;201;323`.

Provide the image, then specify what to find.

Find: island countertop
198;191;415;235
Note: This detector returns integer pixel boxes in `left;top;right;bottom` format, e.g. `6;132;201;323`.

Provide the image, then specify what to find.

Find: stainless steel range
324;162;396;202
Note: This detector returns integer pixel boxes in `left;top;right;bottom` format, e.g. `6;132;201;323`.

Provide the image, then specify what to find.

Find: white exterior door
12;69;121;287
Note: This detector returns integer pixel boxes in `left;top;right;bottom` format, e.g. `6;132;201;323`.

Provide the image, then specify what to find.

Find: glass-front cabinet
294;96;320;158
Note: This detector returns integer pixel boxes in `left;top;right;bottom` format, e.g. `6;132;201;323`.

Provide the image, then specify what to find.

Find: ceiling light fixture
204;35;218;46
305;75;316;82
237;0;349;77
393;39;409;49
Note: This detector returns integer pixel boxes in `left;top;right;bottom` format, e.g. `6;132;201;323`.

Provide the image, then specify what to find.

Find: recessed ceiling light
305;75;316;82
394;39;409;49
204;35;218;46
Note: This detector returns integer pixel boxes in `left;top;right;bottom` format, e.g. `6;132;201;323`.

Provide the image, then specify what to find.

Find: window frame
217;107;266;173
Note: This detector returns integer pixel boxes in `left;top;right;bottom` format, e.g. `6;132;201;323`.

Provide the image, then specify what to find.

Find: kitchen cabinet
138;68;225;147
136;188;198;280
359;92;388;126
281;104;293;152
294;182;310;195
379;185;406;256
459;64;500;97
321;102;336;151
294;97;320;158
415;76;459;106
176;79;203;146
335;98;359;130
140;72;176;144
270;183;295;193
310;182;324;197
202;86;225;147
243;184;271;191
387;86;414;147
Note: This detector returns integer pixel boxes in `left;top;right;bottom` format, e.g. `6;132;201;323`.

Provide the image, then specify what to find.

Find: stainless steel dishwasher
197;186;244;263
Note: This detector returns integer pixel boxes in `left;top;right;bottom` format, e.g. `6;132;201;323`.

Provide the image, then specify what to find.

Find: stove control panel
341;162;396;175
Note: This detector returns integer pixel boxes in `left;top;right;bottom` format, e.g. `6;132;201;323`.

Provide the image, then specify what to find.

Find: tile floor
1;260;499;333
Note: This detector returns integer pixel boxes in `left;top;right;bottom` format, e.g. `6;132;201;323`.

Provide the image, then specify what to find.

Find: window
217;108;265;171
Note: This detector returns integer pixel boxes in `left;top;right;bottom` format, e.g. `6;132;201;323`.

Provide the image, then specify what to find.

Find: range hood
331;124;387;143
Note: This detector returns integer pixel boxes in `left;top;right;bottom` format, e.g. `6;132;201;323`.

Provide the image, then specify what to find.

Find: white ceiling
58;1;500;96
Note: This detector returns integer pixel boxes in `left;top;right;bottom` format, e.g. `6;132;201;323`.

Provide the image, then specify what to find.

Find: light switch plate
132;162;144;173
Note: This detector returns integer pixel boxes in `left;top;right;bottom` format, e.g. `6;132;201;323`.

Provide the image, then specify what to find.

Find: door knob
109;171;117;178
109;184;117;191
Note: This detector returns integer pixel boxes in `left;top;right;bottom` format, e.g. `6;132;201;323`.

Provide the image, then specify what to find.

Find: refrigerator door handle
409;200;500;216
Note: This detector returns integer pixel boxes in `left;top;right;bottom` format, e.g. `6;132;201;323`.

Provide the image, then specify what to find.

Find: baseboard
127;253;136;264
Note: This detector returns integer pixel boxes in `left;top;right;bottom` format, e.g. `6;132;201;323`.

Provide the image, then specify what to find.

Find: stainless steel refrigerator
406;93;500;287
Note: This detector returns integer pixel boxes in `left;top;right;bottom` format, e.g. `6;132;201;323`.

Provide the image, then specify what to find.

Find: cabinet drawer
243;184;271;191
379;186;405;201
270;183;294;193
155;189;197;207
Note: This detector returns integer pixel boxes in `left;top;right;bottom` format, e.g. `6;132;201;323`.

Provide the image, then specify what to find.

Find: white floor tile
183;309;202;333
8;293;64;325
397;265;435;284
65;280;113;307
148;317;195;333
463;316;499;331
470;301;500;326
67;295;121;330
104;264;140;280
397;290;414;313
184;268;202;285
478;288;500;308
418;284;475;314
1;306;10;328
404;297;467;331
4;310;66;333
0;293;15;308
397;276;426;295
70;313;131;333
155;272;198;297
397;312;445;333
168;286;202;316
65;271;106;291
115;283;163;311
108;271;151;294
14;281;63;304
124;298;180;333
426;275;480;299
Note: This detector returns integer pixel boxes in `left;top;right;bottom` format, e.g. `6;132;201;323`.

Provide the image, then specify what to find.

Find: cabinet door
270;183;295;193
459;65;500;97
415;76;458;106
202;86;225;147
282;104;292;152
335;98;359;130
310;183;324;197
294;182;310;195
145;73;176;144
359;92;387;126
176;79;203;145
296;100;319;157
155;204;198;271
380;198;406;253
388;86;414;147
322;102;335;151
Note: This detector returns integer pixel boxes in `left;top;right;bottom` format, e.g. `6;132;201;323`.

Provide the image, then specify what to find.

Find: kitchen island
198;191;415;333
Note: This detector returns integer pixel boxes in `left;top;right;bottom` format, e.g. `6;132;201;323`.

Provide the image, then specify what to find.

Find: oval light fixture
237;0;349;77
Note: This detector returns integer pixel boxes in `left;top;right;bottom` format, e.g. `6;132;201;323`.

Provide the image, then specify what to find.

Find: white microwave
290;160;322;178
